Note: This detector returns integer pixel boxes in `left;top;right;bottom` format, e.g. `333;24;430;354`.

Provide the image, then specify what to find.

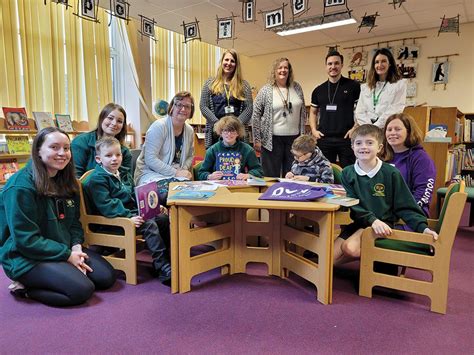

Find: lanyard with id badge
224;84;235;114
326;80;340;112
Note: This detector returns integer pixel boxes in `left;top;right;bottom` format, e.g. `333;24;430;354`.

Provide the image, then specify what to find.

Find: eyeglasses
292;151;311;159
175;103;193;111
222;128;237;134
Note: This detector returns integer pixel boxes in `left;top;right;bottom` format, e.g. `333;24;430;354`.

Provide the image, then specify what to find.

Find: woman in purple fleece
381;113;436;216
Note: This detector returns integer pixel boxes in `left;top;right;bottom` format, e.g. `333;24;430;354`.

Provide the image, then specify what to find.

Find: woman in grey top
252;57;306;177
200;49;253;148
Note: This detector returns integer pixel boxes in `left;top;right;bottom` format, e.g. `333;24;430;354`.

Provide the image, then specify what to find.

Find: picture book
135;181;160;220
33;111;55;131
55;114;74;132
320;194;359;207
247;175;267;186
169;190;216;200
172;181;218;191
6;135;31;154
216;151;242;180
0;159;19;183
213;179;248;187
2;107;30;131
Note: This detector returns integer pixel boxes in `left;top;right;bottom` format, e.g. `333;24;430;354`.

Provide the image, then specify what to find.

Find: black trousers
261;135;298;178
317;137;355;168
137;214;170;271
18;248;116;307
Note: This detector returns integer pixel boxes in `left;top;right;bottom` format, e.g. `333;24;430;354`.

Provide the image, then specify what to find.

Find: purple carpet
1;210;473;354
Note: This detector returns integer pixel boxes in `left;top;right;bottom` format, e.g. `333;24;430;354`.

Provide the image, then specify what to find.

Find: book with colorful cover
5;135;31;154
216;151;241;180
2;107;30;130
320;194;359;207
0;159;19;183
33;111;55;131
214;179;248;187
172;181;218;191
169;190;216;200
135;181;160;220
55;114;74;133
247;175;267;186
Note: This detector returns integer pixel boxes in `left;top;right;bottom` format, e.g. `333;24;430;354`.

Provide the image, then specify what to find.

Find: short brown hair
95;136;121;155
96;103;127;144
381;113;423;161
351;124;384;145
291;135;316;154
168;91;195;118
214;115;245;138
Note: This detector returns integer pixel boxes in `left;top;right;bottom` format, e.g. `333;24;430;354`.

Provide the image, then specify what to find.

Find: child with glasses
285;135;334;183
197;115;263;181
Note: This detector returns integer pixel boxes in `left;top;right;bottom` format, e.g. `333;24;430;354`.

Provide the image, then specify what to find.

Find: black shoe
158;262;171;286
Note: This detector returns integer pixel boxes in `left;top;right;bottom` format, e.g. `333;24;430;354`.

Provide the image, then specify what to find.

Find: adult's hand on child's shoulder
131;216;144;228
423;228;438;241
371;219;392;237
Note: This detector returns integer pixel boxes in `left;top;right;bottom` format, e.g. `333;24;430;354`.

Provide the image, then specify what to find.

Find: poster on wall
432;61;450;84
348;68;366;83
395;45;420;60
348;50;368;67
397;62;417;79
406;82;417;97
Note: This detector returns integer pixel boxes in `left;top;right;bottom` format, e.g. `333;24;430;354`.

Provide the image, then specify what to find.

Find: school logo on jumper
373;183;385;197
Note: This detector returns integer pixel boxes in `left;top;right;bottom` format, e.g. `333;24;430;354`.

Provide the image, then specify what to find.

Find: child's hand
208;171;223;180
131;216;144;227
285;172;294;179
176;168;192;179
293;175;310;181
160;205;168;215
236;173;249;180
423;228;438;241
371;219;392;237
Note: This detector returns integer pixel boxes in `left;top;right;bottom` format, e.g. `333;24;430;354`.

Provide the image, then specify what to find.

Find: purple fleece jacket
389;144;436;216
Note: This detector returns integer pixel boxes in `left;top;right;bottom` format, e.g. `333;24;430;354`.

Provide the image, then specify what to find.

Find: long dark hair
367;48;401;90
381;113;423;161
96;103;127;144
32;127;79;197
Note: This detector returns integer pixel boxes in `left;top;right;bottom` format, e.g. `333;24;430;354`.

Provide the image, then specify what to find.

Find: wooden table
168;185;340;304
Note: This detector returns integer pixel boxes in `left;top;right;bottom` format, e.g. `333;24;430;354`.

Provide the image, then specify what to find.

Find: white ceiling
119;0;473;56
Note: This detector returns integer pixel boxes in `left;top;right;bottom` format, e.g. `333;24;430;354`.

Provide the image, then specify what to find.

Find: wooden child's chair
359;181;467;314
78;170;144;285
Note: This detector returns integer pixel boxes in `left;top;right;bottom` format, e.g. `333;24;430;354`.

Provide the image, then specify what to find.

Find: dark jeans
18;248;116;307
262;135;298;177
318;137;355;168
138;214;171;271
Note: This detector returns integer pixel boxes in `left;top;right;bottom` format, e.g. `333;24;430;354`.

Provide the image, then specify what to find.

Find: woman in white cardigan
134;91;195;202
355;48;407;129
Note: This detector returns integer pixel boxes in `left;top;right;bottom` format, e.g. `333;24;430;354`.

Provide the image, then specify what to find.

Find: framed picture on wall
397;62;417;79
432;61;450;84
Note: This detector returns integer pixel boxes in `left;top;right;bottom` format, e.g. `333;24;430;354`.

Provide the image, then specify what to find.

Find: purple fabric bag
258;182;327;202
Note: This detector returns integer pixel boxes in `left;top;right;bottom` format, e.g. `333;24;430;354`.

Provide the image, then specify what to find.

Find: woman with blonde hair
252;57;306;177
200;49;253;148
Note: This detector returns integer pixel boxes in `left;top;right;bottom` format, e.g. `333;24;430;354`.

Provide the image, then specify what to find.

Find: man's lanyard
327;79;340;105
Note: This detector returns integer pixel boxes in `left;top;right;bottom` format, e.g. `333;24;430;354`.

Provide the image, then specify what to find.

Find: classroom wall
240;22;474;114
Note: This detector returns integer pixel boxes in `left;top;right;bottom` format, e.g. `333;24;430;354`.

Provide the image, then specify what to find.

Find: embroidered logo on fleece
373;183;385;197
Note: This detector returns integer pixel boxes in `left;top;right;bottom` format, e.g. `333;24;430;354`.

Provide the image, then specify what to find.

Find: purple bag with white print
258;182;327;202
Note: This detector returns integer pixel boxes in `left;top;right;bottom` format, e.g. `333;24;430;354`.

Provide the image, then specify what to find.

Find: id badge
224;105;235;114
326;104;337;111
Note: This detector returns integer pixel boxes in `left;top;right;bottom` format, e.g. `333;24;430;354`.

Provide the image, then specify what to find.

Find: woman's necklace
276;85;292;117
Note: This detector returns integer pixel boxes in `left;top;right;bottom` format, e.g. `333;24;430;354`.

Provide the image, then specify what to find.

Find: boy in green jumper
334;124;438;265
83;137;171;284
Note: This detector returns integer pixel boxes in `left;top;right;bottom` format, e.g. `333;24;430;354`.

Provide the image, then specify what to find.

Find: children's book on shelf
216;151;241;180
5;135;31;154
55;114;74;132
169;190;216;200
33;112;55;131
0;159;19;183
135;181;160;220
2;107;30;130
